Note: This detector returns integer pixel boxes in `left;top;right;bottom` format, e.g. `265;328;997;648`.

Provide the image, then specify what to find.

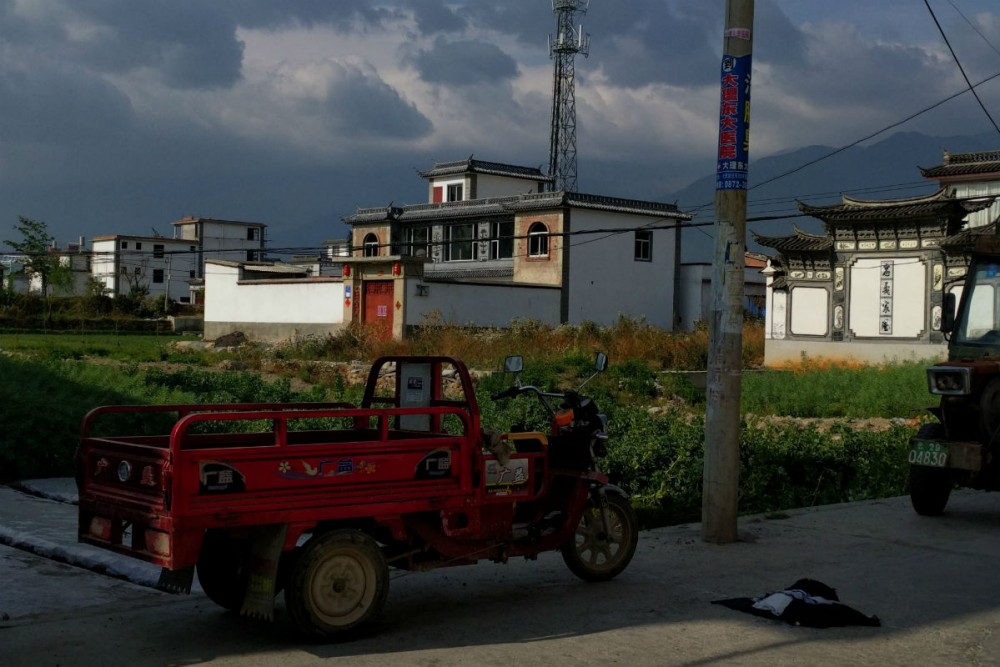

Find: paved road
2;482;1000;666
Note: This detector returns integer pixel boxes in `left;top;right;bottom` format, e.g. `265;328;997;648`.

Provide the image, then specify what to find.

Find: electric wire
924;0;1000;137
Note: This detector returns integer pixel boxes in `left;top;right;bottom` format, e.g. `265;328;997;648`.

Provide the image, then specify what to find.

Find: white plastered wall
849;257;926;338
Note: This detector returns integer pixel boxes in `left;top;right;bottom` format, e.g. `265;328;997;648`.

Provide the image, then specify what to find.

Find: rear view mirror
503;356;523;373
594;352;608;372
942;292;956;334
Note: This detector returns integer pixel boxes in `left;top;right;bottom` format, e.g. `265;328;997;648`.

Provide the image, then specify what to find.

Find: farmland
0;321;933;526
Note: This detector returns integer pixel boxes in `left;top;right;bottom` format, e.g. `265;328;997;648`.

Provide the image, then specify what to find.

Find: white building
343;158;691;334
90;217;267;303
172;217;266;279
202;158;693;342
921;149;1000;229
91;235;200;301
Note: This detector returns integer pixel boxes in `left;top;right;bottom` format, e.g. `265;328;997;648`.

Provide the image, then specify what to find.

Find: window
247;228;258;241
528;222;549;258
447;183;463;201
489;220;514;259
153;244;164;259
120;241;128;250
634;230;652;261
135;242;142;250
189;270;196;279
152;269;164;284
404;226;430;257
363;233;379;257
446;224;476;261
246;250;257;262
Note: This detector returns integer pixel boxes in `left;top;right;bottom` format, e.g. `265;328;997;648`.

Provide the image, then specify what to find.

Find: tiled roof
920;149;1000;178
417;158;553;182
752;226;833;252
173;217;265;227
940;221;1000;251
344;191;690;225
797;188;995;221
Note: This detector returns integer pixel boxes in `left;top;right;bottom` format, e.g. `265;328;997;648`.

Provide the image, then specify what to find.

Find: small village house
202;157;694;342
91;218;266;304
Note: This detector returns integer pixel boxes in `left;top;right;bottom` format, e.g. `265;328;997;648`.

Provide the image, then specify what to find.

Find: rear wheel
561;492;638;582
284;529;389;640
196;530;252;611
910;423;953;516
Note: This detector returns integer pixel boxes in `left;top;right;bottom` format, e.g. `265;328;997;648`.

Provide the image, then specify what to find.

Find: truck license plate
909;440;948;468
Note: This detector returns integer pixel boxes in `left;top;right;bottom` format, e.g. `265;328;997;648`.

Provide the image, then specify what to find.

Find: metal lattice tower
548;0;590;193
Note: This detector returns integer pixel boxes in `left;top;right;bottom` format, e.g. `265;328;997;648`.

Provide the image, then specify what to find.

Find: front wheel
561;491;638;582
284;529;389;640
910;423;953;516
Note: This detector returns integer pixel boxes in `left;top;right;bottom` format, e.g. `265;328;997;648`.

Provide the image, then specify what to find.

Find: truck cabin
946;236;1000;355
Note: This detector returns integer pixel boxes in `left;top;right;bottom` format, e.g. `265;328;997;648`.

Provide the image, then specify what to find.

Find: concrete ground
2;480;1000;666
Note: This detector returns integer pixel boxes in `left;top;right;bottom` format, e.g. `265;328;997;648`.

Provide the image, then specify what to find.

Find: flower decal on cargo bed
278;461;290;473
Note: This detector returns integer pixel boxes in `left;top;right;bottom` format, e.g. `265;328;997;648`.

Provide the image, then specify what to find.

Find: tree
5;217;57;297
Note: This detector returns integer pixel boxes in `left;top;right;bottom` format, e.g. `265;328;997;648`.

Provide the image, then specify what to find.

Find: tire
196;530;252;612
910;423;953;516
561;491;639;582
284;529;389;640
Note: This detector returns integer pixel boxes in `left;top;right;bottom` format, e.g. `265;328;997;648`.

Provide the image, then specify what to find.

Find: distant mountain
670;131;1000;262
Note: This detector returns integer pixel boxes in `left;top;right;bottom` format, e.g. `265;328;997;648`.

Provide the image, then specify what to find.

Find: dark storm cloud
315;61;433;140
70;1;247;89
217;0;401;31
0;63;134;144
410;0;468;34
583;1;719;88
411;38;519;86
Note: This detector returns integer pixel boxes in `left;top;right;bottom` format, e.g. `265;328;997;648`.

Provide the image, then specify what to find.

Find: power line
924;0;1000;137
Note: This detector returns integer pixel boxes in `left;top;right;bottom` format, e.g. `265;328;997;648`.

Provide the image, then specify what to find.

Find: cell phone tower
548;0;590;193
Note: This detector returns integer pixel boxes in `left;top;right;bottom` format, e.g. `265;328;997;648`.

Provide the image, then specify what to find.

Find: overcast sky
2;0;1000;255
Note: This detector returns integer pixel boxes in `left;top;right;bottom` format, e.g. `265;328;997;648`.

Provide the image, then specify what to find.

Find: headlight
926;366;972;395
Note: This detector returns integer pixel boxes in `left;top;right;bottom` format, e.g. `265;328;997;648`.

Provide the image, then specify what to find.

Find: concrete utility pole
703;0;755;544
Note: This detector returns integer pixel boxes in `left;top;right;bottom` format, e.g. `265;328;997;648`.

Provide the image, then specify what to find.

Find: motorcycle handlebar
490;386;521;401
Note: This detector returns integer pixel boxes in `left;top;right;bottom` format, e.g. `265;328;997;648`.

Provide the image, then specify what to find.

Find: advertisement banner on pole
716;54;752;191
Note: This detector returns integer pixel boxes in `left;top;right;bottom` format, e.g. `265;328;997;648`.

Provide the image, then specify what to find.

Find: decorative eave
172;216;266;228
940;221;1000;252
399;198;516;222
920;149;1000;179
425;265;515;282
342;205;404;225
344;192;691;226
752;225;833;253
417;158;554;184
797;188;995;223
503;191;690;220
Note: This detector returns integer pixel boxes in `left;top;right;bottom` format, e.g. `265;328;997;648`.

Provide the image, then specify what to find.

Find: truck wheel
561;492;638;582
910;423;952;516
196;530;252;612
285;529;389;639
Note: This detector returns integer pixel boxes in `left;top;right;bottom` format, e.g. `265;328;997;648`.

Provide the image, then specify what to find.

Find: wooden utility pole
703;0;755;544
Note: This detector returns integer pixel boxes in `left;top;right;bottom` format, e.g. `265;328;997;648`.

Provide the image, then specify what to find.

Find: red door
363;281;394;339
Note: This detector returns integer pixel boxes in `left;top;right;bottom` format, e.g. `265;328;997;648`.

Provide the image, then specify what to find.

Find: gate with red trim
363;280;394;339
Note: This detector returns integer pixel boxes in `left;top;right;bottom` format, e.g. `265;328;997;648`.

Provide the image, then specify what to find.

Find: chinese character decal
879;259;893;336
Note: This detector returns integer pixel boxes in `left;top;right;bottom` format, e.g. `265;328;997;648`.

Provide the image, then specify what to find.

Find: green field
0;327;933;527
